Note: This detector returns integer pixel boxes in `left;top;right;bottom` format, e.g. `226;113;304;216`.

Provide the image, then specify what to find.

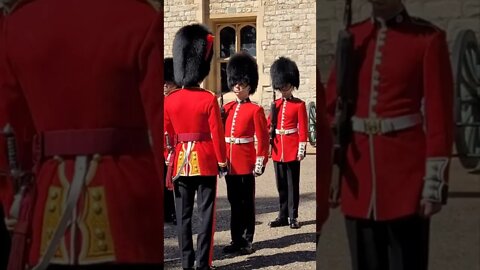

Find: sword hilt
2;124;24;194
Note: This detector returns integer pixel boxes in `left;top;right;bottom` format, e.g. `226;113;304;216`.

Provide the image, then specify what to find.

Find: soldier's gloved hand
218;162;228;178
253;157;266;177
418;199;442;218
419;158;449;218
4;217;17;232
165;152;172;166
297;142;306;161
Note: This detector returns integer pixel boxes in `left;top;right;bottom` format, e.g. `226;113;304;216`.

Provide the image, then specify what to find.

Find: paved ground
317;157;480;270
164;151;317;270
164;150;480;270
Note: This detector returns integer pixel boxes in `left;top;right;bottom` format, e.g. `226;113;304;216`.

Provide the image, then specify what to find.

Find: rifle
220;92;226;126
330;0;355;206
269;89;277;147
2;124;35;270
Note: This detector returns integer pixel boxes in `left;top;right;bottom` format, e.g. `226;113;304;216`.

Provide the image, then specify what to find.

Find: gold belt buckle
364;119;382;135
278;129;285;135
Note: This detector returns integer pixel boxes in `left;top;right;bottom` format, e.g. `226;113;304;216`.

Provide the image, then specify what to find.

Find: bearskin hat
270;56;300;90
172;24;214;87
226;52;259;95
164;57;174;83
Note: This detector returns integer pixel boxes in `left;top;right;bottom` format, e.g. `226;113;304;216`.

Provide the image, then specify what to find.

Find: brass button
93;203;103;214
94;228;106;240
97;240;108;251
92;190;102;201
48;203;57;213
49;190;59;200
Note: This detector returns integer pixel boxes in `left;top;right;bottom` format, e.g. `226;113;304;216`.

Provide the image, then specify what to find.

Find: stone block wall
316;0;480;84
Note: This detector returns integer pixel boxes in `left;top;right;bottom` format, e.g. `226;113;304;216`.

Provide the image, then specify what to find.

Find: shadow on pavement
213;233;315;261
166;192;317;235
253;232;315;250
215;250;316;269
448;191;480;198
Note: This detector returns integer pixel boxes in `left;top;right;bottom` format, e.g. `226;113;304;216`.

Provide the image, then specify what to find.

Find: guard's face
233;83;250;100
278;84;294;98
164;81;177;95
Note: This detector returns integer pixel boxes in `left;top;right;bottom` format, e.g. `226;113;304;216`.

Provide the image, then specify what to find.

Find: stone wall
209;0;259;15
261;0;317;108
164;0;317;110
164;0;200;57
316;0;480;83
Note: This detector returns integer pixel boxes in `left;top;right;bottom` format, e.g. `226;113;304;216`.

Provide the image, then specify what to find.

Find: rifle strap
32;156;89;270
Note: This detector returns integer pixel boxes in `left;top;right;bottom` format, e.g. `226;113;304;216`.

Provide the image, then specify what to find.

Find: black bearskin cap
172;24;214;87
270;56;300;90
164;57;174;83
226;52;259;95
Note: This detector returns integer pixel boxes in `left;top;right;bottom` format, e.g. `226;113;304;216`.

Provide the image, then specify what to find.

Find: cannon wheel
452;29;480;170
307;101;316;147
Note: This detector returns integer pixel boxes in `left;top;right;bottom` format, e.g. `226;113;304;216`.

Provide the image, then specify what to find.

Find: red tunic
164;88;227;177
223;99;269;175
0;0;164;264
326;11;454;220
268;97;308;162
315;69;332;233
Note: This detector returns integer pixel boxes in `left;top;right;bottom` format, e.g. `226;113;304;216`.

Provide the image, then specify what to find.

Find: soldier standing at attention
221;52;269;255
326;0;454;269
164;24;228;270
163;57;177;225
0;0;165;269
267;57;308;230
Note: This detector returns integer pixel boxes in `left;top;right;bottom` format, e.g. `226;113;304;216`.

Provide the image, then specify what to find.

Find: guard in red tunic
0;0;165;269
164;24;227;270
325;1;454;269
315;68;332;237
267;57;308;229
221;52;269;255
163;57;177;225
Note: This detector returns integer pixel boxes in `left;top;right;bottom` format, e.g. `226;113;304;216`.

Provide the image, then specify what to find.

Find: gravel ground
164;152;317;269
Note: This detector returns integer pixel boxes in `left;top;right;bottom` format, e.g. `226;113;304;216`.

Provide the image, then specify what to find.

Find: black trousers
225;174;255;246
273;161;301;220
47;264;163;270
163;164;176;221
0;207;10;270
174;176;216;270
345;215;430;270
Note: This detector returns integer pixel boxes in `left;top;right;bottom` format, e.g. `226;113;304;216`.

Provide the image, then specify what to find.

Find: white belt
351;113;423;135
275;128;298;135
225;137;254;144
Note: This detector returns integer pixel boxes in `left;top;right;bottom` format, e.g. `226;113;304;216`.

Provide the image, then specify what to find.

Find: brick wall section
164;0;317;111
317;0;480;83
209;0;259;15
164;0;199;57
261;0;317;109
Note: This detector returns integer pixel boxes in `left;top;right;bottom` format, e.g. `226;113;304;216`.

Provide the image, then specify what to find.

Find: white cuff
297;142;307;157
254;156;265;174
422;157;449;204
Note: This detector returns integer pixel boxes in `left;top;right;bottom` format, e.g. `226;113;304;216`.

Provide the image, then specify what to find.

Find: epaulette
184;87;217;96
350;17;370;29
165;88;180;96
410;16;442;32
204;89;217;96
291;97;304;103
225;100;236;107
